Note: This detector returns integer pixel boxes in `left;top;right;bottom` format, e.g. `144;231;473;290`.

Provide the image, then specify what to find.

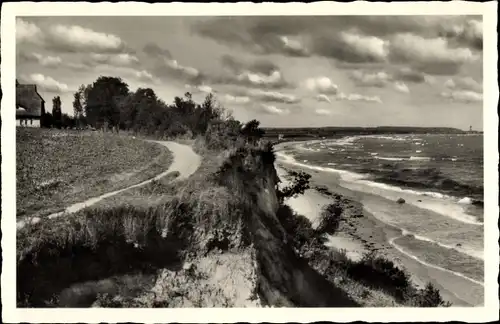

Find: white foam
389;236;484;287
409;156;431;161
343;179;484;225
375;156;406;161
370;152;378;156
458;197;474;205
400;229;484;260
415;150;422;153
275;151;364;181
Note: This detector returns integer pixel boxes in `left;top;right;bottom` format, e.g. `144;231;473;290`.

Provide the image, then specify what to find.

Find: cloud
312;31;389;63
20;73;71;93
16;19;129;54
143;43;173;58
258;103;289;115
279;36;309;56
194;16;480;73
350;70;391;87
315;108;333;116
165;59;200;77
394;81;410;94
16;18;43;44
87;53;139;67
142;43;202;83
221;94;250;104
336;92;382;103
17;52;62;67
389;33;479;75
185;84;214;94
134;70;159;83
441;90;482;103
46;24;127;53
316;94;331;103
439;19;483;50
219;55;290;89
303;77;338;94
247;89;300;104
444;77;482;93
393;67;431;83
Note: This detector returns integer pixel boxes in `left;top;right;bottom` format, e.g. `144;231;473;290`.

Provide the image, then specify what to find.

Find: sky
16;15;483;130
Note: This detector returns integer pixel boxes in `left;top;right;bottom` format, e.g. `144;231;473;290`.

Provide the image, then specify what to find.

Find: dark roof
16;80;45;117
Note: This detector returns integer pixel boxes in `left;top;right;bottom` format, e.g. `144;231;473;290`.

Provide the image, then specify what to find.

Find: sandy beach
275;146;484;307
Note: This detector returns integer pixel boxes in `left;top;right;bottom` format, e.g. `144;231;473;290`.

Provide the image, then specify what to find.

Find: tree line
41;76;264;147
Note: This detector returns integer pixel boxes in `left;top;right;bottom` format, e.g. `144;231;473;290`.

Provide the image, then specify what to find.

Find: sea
276;133;485;291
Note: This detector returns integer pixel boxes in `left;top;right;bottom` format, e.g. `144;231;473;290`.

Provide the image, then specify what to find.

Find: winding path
16;140;201;230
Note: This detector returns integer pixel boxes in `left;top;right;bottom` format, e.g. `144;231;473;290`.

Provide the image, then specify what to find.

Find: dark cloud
393;67;428;83
217;54;291;89
438;19;483;51
388;33;478;76
141;43;206;85
194;16;481;75
17;51;62;67
143;43;173;58
221;54;279;75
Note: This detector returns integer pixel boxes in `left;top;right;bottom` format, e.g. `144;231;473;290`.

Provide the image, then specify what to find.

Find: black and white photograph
1;1;498;323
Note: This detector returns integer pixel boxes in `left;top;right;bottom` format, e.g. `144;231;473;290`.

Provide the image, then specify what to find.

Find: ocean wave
324;136;361;147
399;229;484;261
363;135;409;141
388;236;484;287
275;151;365;181
409;156;431;161
374;156;406;161
277;150;483;204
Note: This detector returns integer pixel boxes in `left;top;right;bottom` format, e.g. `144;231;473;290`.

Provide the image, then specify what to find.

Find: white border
2;2;498;323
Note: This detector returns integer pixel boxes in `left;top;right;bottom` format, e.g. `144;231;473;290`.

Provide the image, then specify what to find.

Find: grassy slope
16;128;173;218
16;137;449;308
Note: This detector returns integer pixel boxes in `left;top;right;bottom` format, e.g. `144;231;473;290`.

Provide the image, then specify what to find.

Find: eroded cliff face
214;147;358;307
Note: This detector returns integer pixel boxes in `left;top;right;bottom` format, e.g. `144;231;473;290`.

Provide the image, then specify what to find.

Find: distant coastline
263;126;474;143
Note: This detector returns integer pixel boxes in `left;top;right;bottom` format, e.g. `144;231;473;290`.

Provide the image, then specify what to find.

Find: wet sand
276;160;484;307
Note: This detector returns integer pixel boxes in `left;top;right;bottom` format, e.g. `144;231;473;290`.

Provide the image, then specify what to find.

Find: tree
241;119;264;144
85;76;129;129
73;89;84;128
41;112;53;128
52;96;62;129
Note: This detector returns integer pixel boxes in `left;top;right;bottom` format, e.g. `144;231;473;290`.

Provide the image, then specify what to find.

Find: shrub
412;282;452;307
276;205;316;248
316;202;344;236
337;251;412;301
277;170;311;204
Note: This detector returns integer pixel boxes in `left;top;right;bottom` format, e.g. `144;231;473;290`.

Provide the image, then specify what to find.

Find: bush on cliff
276;170;311;204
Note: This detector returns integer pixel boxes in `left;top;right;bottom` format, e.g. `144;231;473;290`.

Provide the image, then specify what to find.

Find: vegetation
16;128;172;218
16;74;451;308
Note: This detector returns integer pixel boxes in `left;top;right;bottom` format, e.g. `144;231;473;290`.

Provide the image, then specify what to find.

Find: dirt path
16;140;201;230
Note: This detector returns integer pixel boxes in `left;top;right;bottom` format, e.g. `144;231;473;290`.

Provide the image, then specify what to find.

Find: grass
16;132;451;308
16;138;257;307
16;128;173;218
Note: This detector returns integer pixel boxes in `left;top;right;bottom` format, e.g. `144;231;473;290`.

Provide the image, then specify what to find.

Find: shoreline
274;141;484;306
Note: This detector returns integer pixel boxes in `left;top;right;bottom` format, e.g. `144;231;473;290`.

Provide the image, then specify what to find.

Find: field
16;128;173;219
